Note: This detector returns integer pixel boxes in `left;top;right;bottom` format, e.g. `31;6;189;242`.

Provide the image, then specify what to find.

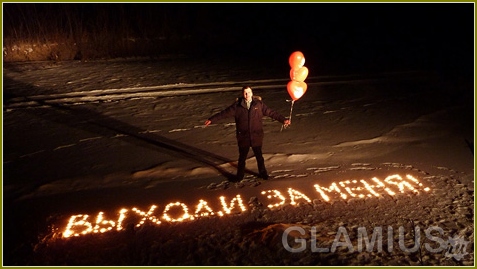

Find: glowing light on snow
93;212;115;233
63;210;128;238
61;174;431;239
339;180;361;198
314;182;347;202
194;199;215;217
116;209;128;231
132;205;162;227
313;174;429;202
63;214;92;238
405;174;431;192
217;195;247;216
288;188;312;205
371;177;395;195
360;180;380;197
163;202;193;222
261;190;286;208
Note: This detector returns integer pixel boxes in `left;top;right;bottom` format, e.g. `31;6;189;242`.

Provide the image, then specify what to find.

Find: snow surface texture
3;57;474;266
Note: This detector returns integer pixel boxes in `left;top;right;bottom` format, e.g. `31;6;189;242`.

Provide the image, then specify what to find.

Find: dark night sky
3;3;474;72
214;3;474;72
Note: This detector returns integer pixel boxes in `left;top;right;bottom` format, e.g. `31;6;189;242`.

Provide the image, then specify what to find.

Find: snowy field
3;56;474;265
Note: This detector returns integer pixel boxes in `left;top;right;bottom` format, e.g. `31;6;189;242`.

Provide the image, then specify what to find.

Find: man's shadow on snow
4;76;260;190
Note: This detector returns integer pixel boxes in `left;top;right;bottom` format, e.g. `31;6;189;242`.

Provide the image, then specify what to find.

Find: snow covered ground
3;56;474;265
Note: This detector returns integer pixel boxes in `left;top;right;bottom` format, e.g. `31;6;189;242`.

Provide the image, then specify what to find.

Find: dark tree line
3;3;253;60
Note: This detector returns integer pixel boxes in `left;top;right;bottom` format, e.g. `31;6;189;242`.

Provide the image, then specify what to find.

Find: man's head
242;86;253;101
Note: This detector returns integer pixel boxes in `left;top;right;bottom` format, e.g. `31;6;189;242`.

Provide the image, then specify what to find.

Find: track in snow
4;72;419;110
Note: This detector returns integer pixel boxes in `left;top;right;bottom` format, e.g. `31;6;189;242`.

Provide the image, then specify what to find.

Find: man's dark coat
208;97;287;147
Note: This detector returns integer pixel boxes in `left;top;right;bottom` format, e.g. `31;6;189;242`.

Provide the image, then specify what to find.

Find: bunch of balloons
287;51;308;101
282;51;309;131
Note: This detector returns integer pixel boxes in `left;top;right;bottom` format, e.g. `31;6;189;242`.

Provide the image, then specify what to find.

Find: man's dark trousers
237;146;268;180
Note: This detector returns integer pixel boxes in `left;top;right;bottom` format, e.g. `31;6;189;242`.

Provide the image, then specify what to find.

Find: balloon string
281;100;295;132
288;100;295;123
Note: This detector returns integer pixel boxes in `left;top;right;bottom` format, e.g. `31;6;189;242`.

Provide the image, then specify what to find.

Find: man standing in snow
205;86;290;182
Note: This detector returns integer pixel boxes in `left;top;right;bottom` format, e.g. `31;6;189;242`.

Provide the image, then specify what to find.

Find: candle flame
62;173;431;238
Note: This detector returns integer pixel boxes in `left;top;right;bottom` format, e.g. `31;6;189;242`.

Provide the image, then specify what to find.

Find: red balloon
290;66;309;82
289;51;305;69
287;81;308;101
